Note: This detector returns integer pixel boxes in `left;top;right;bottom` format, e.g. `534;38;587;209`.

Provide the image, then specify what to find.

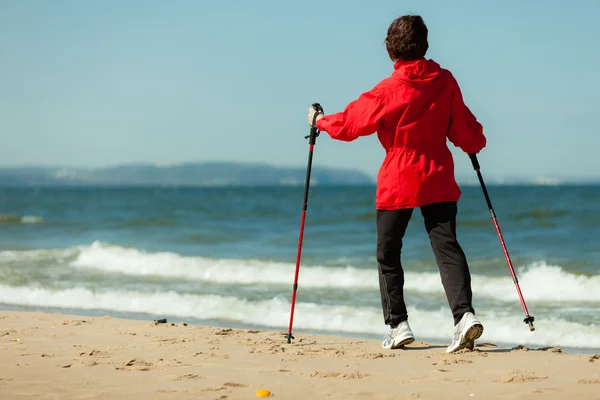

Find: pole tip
285;332;294;344
524;315;535;332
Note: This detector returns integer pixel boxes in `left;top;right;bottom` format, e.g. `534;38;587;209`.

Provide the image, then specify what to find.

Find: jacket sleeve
447;74;487;154
316;86;386;142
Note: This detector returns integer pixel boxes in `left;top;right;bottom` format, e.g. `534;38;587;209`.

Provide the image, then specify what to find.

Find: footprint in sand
578;379;600;384
209;353;229;360
498;370;548;383
268;345;287;354
62;360;98;368
442;358;473;365
173;374;203;381
223;382;249;388
66;349;111;367
307;371;368;379
60;349;109;368
155;337;188;346
81;349;111;358
116;358;154;371
358;352;397;359
62;319;91;326
197;386;227;393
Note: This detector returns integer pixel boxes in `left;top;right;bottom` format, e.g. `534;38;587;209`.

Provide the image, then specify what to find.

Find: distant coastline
0;162;374;187
0;162;595;187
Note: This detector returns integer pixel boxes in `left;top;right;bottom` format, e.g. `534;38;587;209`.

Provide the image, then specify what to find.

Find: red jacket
316;58;487;210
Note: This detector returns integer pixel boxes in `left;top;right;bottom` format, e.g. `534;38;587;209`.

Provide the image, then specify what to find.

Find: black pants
376;201;474;327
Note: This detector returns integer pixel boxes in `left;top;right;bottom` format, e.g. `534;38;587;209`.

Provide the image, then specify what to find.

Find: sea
1;185;599;353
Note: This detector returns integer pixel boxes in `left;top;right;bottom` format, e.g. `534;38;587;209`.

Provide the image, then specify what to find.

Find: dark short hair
385;15;429;61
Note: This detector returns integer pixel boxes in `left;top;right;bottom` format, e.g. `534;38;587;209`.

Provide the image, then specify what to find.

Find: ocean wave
67;241;377;288
0;247;77;262
1;242;599;303
66;242;600;303
1;283;598;349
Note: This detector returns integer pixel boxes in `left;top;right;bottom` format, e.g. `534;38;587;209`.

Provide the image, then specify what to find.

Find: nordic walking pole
286;103;324;344
468;153;536;331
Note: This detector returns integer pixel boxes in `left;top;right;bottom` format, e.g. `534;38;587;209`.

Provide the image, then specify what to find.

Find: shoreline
1;309;599;399
2;305;599;356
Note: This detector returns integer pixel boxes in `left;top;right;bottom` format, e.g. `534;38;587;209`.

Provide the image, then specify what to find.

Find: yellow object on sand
256;389;271;397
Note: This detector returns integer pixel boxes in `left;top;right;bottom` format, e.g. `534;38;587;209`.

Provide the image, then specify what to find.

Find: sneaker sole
448;324;483;353
390;336;415;349
465;324;484;342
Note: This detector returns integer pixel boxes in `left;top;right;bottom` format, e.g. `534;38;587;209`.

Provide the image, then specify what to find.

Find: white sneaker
446;312;484;353
381;321;415;349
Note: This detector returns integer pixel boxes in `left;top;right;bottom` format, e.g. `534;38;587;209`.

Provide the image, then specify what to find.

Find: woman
308;14;487;353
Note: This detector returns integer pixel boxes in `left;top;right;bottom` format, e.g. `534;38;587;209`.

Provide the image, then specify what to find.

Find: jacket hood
392;58;443;87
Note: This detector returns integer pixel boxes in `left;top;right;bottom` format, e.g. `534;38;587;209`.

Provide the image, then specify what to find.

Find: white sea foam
2;241;599;303
2;283;599;349
67;241;600;303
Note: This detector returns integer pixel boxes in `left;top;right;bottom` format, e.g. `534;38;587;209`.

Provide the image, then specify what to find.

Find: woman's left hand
308;107;323;127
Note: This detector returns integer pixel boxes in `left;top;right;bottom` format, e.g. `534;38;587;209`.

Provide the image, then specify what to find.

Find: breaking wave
1;241;599;303
1;283;599;349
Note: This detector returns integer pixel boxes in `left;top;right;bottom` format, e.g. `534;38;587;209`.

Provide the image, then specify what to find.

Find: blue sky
1;0;599;181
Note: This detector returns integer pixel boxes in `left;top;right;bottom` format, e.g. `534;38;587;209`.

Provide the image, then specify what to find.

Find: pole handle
305;103;324;145
468;153;481;170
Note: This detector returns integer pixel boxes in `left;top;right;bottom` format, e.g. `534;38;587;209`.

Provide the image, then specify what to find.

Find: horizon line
1;161;599;184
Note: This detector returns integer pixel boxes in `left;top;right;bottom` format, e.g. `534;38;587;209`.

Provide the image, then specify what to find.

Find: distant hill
0;162;375;187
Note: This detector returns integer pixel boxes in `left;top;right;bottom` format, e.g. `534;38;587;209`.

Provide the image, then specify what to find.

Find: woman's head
385;15;429;62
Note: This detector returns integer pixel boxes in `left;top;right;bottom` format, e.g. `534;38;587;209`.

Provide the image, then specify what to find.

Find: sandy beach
0;311;598;399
